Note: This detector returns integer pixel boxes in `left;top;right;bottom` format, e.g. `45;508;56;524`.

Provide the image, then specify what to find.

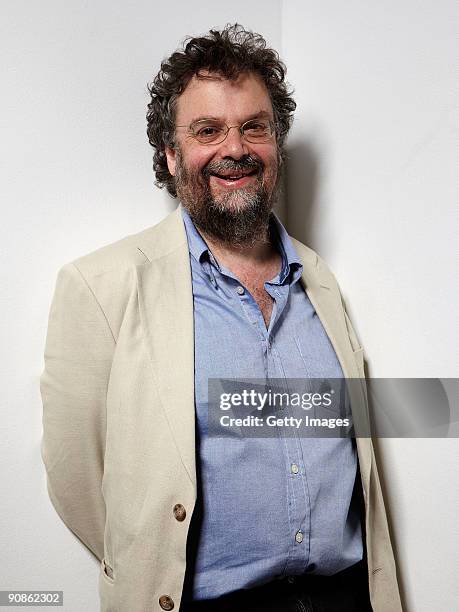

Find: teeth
212;170;255;180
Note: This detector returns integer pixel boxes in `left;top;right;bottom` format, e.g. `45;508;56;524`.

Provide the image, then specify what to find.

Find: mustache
202;155;263;178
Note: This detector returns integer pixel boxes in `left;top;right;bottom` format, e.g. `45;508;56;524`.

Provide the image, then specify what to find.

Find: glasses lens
242;119;273;143
188;119;274;144
191;121;226;144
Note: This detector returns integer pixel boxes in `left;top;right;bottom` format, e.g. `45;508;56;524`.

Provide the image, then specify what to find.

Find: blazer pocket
101;558;115;584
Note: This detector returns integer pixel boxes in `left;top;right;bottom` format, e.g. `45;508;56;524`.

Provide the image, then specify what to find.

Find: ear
165;146;177;176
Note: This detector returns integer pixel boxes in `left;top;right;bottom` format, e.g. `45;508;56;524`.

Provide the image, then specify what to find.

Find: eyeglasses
175;118;276;145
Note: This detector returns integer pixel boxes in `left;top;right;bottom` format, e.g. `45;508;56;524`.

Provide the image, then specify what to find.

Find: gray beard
174;151;281;248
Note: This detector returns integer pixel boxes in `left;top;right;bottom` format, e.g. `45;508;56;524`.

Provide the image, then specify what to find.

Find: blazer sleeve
40;262;116;562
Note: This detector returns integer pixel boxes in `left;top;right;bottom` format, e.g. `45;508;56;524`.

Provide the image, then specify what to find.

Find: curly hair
146;23;296;197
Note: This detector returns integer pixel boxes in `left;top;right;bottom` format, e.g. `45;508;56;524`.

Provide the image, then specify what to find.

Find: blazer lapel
296;245;372;483
136;206;197;490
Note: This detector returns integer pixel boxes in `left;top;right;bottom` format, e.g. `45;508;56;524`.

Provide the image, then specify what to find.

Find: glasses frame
174;117;277;145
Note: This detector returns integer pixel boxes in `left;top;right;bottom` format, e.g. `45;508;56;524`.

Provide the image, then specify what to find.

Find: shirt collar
269;211;303;285
180;205;211;266
180;204;303;285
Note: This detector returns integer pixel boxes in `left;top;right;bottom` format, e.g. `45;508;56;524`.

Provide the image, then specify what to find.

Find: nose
217;125;249;159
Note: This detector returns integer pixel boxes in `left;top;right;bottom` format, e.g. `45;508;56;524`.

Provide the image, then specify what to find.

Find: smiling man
40;24;403;612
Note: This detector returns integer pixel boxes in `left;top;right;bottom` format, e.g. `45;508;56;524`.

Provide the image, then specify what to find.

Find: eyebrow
189;110;273;124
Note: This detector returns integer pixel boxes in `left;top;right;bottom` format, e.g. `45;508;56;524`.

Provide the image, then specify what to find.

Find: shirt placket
207;256;311;576
264;280;311;575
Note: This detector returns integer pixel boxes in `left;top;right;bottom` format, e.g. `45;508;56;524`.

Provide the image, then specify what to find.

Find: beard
174;147;282;248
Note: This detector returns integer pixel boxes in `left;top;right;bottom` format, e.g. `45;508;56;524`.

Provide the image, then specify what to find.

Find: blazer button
173;503;186;522
159;594;174;610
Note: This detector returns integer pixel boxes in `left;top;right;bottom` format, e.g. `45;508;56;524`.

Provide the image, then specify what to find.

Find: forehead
175;70;274;124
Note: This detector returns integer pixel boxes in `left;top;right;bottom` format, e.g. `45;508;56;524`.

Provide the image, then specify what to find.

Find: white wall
1;1;457;610
282;2;459;611
0;2;281;611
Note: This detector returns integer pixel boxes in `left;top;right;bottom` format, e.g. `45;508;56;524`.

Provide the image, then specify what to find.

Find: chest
206;249;282;328
243;279;274;328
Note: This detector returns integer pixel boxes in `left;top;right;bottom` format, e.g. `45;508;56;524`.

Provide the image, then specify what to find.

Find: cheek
262;150;279;177
255;144;278;168
181;146;214;173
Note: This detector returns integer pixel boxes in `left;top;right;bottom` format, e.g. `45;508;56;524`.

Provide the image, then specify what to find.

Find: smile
209;169;258;187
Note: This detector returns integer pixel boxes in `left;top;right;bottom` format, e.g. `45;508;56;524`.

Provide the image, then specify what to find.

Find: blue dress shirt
180;206;363;601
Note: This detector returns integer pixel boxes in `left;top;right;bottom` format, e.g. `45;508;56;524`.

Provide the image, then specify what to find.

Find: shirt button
236;285;245;295
173;504;186;522
287;576;295;584
159;595;174;610
291;463;299;474
295;530;304;544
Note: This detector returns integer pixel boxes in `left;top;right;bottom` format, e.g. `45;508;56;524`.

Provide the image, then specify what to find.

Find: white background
1;1;457;610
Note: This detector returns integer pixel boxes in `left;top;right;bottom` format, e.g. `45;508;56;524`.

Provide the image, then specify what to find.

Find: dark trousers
179;559;372;612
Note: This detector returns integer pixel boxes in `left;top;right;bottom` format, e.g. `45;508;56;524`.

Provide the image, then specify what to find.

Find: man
40;24;402;612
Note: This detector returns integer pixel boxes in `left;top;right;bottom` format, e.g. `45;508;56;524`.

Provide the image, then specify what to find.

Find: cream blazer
40;205;403;612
